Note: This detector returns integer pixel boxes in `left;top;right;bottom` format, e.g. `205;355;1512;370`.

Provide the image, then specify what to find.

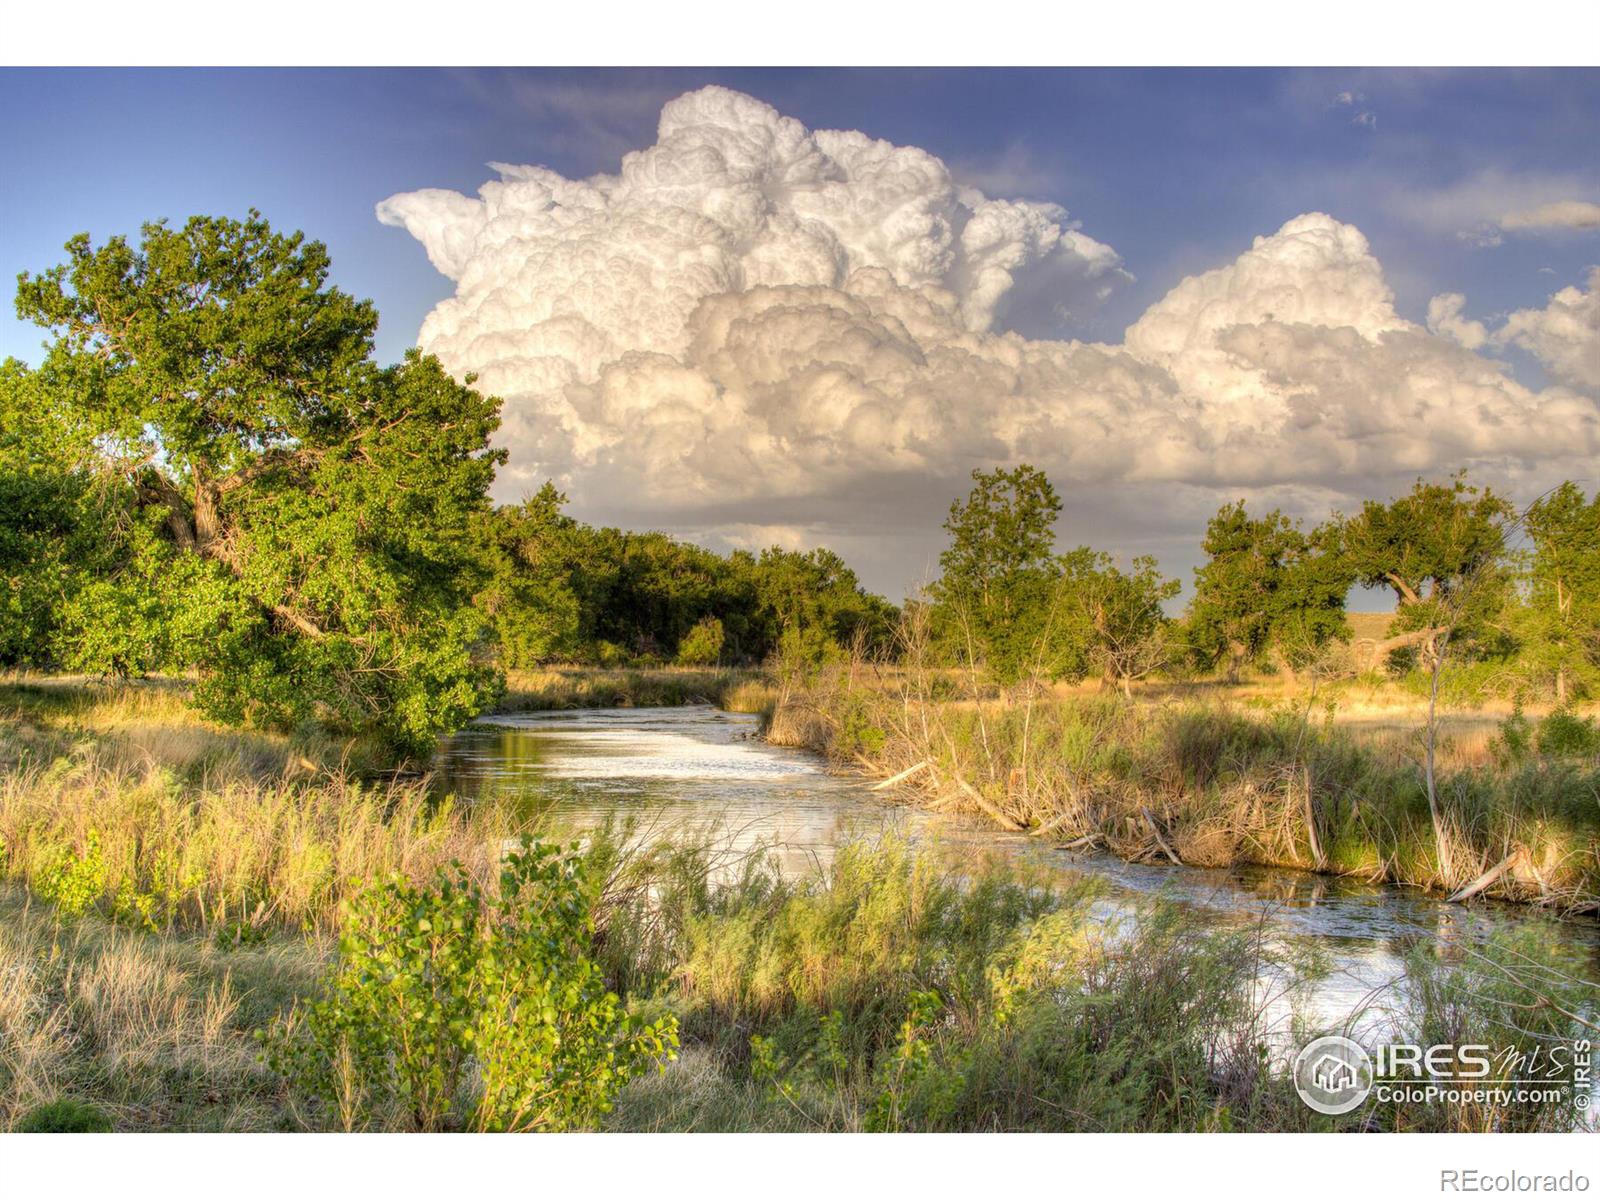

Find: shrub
263;840;677;1131
34;830;107;917
14;1098;115;1132
1536;707;1600;759
676;617;725;667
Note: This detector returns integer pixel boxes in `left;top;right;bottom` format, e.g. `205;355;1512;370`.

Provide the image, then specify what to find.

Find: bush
1536;707;1600;759
263;840;677;1131
15;1098;115;1132
676;617;725;667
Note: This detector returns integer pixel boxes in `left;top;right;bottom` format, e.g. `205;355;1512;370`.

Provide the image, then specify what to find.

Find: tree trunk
1426;629;1453;883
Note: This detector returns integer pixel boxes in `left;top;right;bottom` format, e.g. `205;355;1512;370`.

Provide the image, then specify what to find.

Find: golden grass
0;885;323;1131
0;681;531;935
498;666;758;712
769;665;1600;911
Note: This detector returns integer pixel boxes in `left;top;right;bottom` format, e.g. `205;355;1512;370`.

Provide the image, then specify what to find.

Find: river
435;704;1600;1040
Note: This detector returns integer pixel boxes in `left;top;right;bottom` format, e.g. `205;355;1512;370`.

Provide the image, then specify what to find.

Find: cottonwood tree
1339;476;1513;671
930;465;1069;686
478;483;584;667
15;213;505;756
1186;501;1352;682
1519;482;1600;703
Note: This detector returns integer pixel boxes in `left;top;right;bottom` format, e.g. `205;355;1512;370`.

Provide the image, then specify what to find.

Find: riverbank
1;676;1594;1132
759;666;1600;913
497;667;762;713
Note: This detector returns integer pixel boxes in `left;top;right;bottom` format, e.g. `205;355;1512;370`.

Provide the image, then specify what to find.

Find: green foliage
1340;475;1513;661
1518;482;1600;702
0;359;137;671
1187;501;1352;677
35;830;108;917
929;465;1066;685
479;486;895;669
262;840;677;1131
1060;548;1181;692
14;1098;115;1133
1535;707;1600;759
478;483;584;667
675;616;725;666
1374;925;1594;1132
15;213;505;757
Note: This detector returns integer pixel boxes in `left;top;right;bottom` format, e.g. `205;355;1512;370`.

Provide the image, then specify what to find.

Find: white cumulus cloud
1495;268;1600;391
1426;292;1489;350
379;86;1600;594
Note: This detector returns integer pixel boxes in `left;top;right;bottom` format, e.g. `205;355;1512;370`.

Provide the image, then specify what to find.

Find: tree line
3;213;1596;755
931;464;1599;702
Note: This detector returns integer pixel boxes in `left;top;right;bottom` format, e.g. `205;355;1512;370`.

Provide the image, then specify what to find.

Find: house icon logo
1293;1035;1373;1115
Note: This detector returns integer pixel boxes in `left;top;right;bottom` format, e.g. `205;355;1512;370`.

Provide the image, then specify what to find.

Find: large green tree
15;213;504;756
930;465;1067;685
1186;501;1352;680
1339;476;1513;670
1518;482;1600;702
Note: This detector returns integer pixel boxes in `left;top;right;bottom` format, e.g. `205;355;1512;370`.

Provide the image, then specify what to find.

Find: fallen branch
955;775;1023;832
1030;810;1081;839
1447;848;1525;904
1141;806;1182;865
870;760;931;791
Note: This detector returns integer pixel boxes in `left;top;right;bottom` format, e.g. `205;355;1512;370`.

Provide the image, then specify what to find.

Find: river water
435;704;1600;1038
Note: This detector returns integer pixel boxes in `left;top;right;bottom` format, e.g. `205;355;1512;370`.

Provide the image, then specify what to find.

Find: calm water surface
435;704;1600;1035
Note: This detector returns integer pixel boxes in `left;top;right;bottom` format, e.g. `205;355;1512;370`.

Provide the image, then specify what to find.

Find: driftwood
1059;834;1103;852
1030;810;1080;839
1446;848;1526;904
870;760;931;791
1140;806;1182;865
955;776;1023;831
1300;766;1325;870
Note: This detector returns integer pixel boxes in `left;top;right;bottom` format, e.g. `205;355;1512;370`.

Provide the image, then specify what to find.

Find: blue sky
3;68;1595;369
2;68;1596;600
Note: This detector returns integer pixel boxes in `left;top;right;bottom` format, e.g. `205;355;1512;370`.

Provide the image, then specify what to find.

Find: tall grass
0;683;530;935
0;885;322;1131
766;665;1600;910
497;667;758;713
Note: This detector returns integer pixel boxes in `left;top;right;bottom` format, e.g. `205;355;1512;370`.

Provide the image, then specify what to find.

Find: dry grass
0;885;323;1131
769;664;1600;911
0;680;531;935
498;666;757;713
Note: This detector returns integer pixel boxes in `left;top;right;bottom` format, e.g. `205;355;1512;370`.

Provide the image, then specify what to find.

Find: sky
2;68;1597;601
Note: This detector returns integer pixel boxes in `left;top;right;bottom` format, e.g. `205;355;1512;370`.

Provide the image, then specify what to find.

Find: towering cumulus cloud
380;86;1600;591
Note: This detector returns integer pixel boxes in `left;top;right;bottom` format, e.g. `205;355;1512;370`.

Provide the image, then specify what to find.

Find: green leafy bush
676;616;725;666
35;830;107;917
1535;707;1600;759
263;839;677;1131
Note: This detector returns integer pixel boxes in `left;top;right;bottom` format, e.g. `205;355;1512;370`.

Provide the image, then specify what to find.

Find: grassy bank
497;667;762;713
0;680;532;936
763;666;1600;912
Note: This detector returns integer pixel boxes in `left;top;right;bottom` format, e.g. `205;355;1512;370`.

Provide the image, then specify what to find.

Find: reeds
766;665;1600;911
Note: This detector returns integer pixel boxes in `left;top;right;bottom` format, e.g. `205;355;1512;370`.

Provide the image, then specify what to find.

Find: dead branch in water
1447;847;1526;904
870;760;931;791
